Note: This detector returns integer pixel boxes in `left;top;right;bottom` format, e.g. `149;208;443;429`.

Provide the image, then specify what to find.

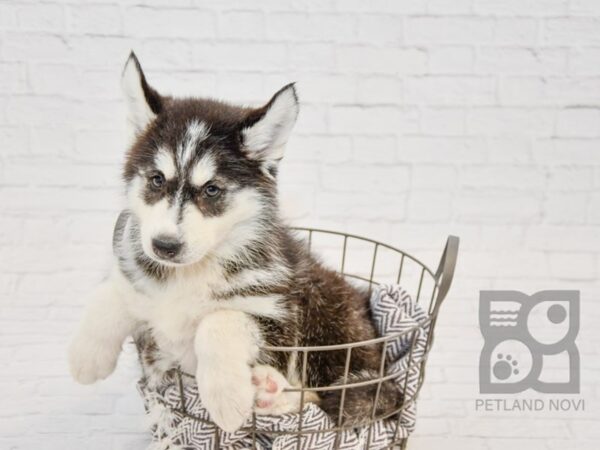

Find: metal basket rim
260;318;429;352
291;226;436;279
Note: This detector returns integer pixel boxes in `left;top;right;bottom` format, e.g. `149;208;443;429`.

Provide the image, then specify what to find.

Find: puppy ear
241;83;299;162
121;51;162;134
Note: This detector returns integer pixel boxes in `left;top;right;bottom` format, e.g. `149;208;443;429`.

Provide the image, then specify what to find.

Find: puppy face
121;53;298;266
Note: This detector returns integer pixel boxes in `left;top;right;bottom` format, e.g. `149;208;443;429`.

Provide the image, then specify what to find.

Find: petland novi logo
475;290;584;412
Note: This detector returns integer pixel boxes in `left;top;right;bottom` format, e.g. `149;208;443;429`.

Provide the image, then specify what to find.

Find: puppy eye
204;184;221;198
150;173;165;189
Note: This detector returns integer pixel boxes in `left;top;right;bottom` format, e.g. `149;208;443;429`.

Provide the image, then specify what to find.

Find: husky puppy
69;53;402;432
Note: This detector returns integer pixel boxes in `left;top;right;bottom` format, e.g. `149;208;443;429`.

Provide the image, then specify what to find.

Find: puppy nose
152;235;183;259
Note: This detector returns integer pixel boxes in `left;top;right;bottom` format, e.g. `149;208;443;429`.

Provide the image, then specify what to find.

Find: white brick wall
1;1;599;449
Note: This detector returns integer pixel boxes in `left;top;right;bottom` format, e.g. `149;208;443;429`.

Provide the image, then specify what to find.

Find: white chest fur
122;260;226;372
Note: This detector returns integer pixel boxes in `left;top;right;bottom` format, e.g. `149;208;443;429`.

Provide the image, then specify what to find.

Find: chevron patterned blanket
139;284;429;450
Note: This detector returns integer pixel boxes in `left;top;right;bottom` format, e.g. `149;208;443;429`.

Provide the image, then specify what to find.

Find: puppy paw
68;333;119;385
252;365;299;416
197;366;254;433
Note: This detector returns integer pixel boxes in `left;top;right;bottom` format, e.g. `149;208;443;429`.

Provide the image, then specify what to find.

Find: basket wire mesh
159;228;459;450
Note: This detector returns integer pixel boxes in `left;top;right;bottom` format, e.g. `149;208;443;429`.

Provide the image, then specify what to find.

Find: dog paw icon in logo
479;290;579;394
493;353;519;380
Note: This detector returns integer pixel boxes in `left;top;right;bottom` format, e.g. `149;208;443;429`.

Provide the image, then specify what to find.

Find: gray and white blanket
139;284;429;450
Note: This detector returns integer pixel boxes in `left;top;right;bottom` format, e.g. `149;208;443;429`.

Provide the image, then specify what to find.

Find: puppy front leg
69;268;137;384
194;310;260;433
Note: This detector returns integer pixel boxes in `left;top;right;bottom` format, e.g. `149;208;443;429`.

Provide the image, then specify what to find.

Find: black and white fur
69;53;402;433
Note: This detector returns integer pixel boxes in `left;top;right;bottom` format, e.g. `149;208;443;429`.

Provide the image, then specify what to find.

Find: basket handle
433;235;459;310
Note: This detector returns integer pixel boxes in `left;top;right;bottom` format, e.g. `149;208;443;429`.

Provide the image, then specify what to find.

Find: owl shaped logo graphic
479;290;580;394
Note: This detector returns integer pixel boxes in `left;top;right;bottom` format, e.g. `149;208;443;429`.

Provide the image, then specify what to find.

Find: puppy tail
319;370;404;427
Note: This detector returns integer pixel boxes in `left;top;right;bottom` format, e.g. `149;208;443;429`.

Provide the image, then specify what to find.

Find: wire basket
141;228;459;450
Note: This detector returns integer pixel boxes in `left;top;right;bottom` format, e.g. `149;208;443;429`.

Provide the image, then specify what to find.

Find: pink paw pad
251;365;287;412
